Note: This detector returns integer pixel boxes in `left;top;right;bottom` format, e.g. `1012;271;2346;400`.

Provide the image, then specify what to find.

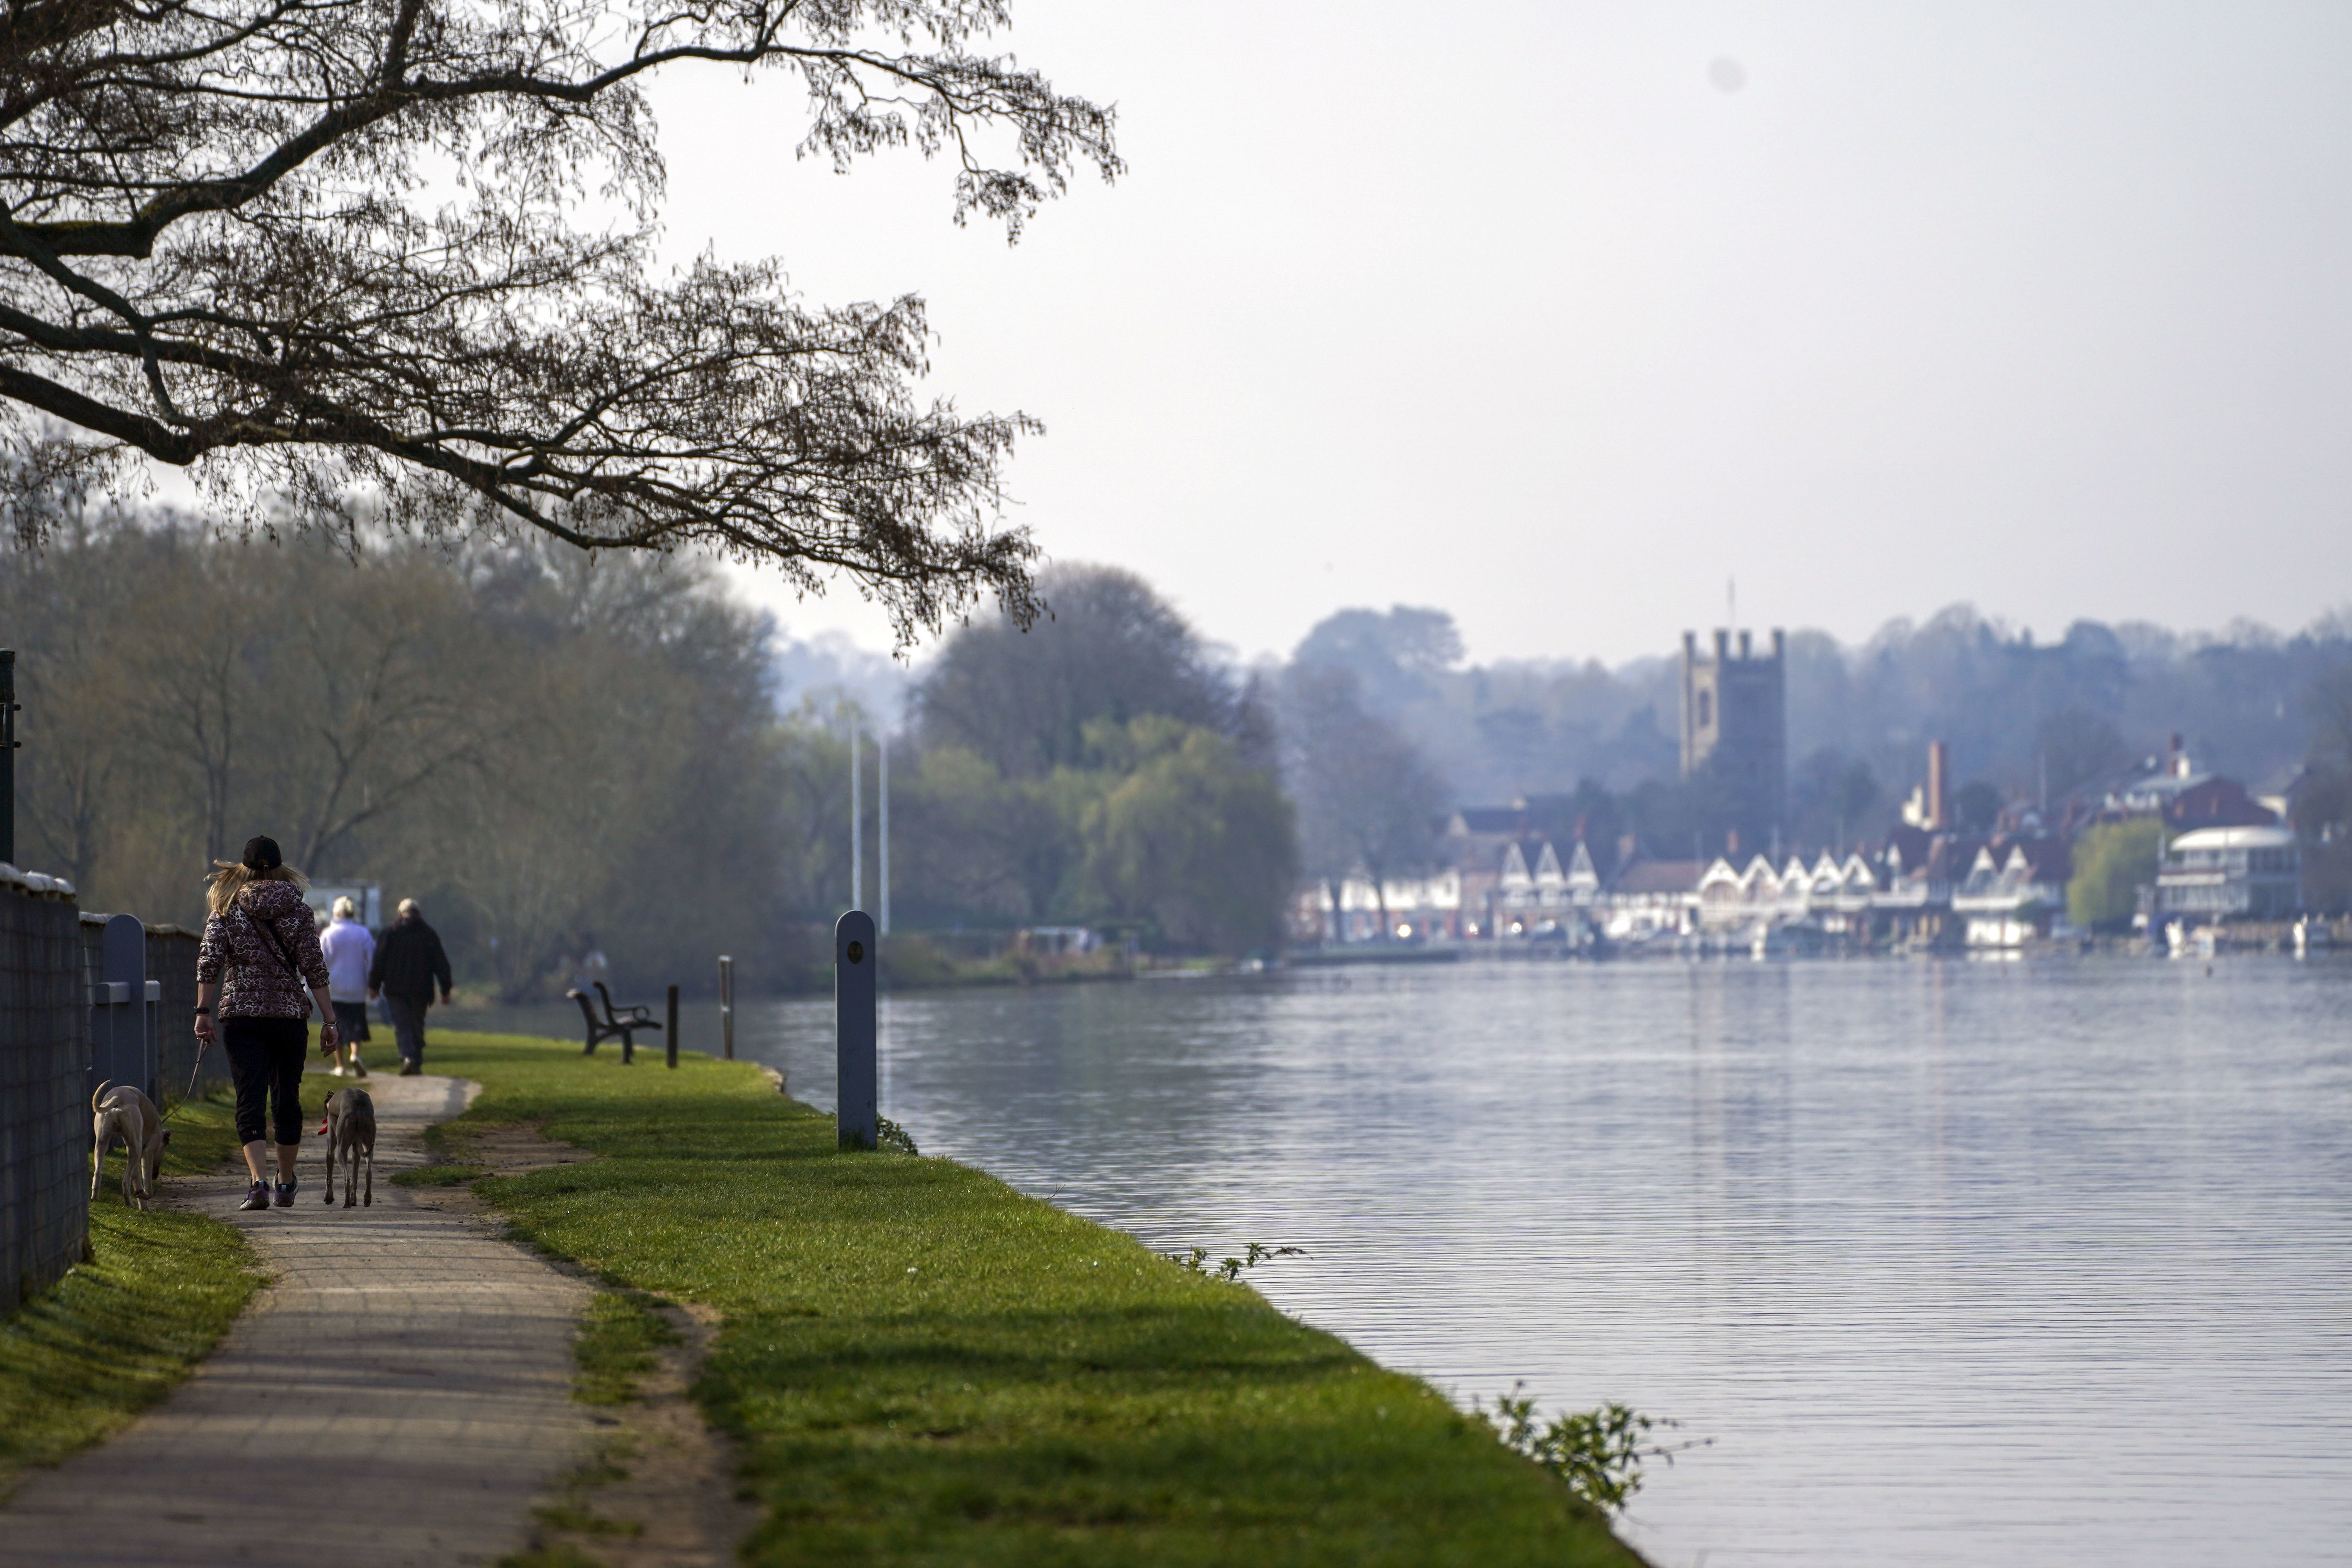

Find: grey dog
320;1087;376;1208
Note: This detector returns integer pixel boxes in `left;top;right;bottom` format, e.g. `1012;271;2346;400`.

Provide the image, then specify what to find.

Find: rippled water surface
455;956;2352;1566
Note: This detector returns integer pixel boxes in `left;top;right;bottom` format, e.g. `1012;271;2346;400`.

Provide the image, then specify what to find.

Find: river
444;953;2352;1566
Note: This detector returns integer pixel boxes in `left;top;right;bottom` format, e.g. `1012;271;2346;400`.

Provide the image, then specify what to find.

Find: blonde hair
332;895;357;920
206;860;307;916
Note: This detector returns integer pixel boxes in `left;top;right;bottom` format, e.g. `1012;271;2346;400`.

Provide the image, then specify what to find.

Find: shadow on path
0;1070;591;1567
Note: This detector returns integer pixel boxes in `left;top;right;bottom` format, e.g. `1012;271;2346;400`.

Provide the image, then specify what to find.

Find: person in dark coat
368;897;453;1075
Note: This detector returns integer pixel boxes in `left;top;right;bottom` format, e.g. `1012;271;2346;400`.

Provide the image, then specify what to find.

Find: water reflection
448;957;2352;1566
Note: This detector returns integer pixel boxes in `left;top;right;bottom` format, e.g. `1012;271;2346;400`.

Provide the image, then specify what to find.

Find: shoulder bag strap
237;891;315;1013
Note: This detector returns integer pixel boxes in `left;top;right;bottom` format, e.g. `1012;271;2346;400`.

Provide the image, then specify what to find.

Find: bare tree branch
0;0;1120;641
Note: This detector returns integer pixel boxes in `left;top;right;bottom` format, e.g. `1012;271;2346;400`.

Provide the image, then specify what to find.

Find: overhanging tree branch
0;0;1120;641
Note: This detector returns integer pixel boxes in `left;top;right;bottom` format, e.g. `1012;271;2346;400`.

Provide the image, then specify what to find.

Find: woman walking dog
195;837;340;1212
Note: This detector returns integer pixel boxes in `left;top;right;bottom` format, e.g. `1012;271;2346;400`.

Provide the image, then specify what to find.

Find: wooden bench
567;982;663;1063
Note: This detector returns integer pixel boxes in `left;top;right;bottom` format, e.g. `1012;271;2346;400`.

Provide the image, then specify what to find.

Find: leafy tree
2036;707;2132;798
1078;718;1294;952
1788;748;1880;853
1290;605;1463;717
0;0;1119;638
885;715;1293;950
913;563;1253;777
1;514;801;993
1283;665;1445;933
2294;661;2352;911
893;744;1080;922
2068;818;2167;930
1951;779;2004;835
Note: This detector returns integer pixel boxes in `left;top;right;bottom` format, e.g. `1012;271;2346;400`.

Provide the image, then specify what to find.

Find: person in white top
319;897;376;1076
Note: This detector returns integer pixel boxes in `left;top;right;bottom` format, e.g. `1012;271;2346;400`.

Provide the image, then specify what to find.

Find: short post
835;910;876;1151
665;984;679;1069
718;955;735;1060
91;913;151;1100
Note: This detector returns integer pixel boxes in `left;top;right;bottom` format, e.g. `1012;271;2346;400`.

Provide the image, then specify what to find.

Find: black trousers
385;993;429;1065
223;1015;309;1145
331;999;372;1043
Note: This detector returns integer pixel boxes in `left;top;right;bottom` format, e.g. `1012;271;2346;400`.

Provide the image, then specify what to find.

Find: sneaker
351;1059;369;1078
399;1061;421;1076
273;1178;296;1208
239;1181;271;1212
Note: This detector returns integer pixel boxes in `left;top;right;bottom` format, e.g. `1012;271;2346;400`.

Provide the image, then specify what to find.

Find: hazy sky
653;3;2352;667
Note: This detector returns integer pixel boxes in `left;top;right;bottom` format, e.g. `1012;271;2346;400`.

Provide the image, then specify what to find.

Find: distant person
194;836;340;1211
319;895;375;1077
572;940;610;998
369;897;452;1076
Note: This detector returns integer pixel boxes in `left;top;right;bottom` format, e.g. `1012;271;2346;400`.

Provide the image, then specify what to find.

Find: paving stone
0;1071;592;1566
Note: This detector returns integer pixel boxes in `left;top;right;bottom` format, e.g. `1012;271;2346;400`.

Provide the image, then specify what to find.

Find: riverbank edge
423;1029;1650;1567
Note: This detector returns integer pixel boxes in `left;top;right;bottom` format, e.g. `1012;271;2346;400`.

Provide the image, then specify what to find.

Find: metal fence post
718;955;734;1060
665;984;679;1069
835;910;876;1151
91;913;152;1101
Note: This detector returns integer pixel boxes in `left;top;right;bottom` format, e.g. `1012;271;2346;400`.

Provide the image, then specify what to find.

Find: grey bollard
91;912;154;1102
718;955;735;1060
835;910;876;1151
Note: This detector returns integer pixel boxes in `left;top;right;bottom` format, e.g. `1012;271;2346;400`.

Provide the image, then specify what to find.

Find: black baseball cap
241;836;283;871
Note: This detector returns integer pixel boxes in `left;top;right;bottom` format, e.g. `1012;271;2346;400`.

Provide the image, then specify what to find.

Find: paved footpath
0;1071;592;1567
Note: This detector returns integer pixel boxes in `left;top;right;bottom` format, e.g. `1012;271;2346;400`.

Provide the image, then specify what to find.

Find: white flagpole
849;710;862;912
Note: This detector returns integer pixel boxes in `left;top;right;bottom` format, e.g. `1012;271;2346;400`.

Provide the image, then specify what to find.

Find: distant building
1899;740;1952;830
1951;840;2073;947
1681;628;1786;848
1601;851;1706;942
2155;826;2301;920
2065;735;2280;835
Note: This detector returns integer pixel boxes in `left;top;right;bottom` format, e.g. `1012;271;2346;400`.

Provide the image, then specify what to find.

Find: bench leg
621;1028;634;1065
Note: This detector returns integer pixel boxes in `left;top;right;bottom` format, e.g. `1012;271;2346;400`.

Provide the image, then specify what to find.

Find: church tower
1681;627;1787;846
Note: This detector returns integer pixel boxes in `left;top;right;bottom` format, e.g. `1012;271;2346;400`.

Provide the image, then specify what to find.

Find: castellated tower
1681;627;1788;847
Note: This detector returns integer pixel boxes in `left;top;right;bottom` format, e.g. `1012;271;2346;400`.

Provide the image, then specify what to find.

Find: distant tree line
2296;665;2352;911
889;566;1293;951
4;513;808;997
2;528;1301;995
1278;601;2352;876
12;510;2349;996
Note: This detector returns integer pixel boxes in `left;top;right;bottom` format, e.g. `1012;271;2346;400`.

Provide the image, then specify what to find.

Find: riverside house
2154;825;2302;921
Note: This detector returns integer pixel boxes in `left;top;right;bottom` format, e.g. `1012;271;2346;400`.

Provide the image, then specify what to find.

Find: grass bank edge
0;1095;265;1497
427;1029;1647;1568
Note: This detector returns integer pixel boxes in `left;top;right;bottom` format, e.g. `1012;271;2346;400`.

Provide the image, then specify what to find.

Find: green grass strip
428;1031;1642;1568
572;1289;679;1407
0;1092;264;1495
391;1163;490;1187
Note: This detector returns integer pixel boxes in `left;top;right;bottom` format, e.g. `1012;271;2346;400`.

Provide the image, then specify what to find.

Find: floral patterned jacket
196;878;331;1019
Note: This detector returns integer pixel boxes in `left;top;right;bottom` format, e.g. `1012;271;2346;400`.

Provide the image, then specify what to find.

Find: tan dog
321;1087;376;1208
90;1081;171;1210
